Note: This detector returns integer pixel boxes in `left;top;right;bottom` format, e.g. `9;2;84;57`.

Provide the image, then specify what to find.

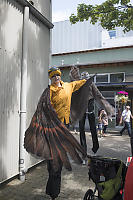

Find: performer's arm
69;66;80;81
71;79;86;92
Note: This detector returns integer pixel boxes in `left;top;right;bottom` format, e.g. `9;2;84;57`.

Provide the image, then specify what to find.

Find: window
110;73;124;83
108;30;116;39
96;74;108;83
94;73;125;83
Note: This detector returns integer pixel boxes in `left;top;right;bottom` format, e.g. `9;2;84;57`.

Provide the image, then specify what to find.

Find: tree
69;0;133;32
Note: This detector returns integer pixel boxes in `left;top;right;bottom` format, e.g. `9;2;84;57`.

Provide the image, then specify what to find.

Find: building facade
51;20;133;129
0;0;53;183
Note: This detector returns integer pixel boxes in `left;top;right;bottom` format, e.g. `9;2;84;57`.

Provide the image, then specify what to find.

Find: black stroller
83;155;127;200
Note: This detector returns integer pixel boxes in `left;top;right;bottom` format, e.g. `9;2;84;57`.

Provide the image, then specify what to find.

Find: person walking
101;109;108;136
119;105;133;137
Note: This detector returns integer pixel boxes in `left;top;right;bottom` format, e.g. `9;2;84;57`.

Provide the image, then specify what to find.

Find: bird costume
24;67;115;172
24;67;92;172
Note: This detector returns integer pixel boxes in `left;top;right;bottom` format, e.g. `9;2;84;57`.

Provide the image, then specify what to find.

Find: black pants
46;160;62;199
79;112;99;154
46;121;69;199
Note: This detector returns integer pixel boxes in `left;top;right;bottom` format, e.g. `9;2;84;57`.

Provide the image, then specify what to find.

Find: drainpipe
19;6;29;182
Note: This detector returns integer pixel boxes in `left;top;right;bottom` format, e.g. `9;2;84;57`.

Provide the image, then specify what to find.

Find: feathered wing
70;76;95;124
24;87;86;172
70;79;115;124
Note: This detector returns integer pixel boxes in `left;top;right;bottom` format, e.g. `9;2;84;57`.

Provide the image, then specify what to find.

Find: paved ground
0;130;131;200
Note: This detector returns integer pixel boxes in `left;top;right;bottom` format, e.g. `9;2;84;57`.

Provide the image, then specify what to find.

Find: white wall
52;20;102;54
102;28;133;48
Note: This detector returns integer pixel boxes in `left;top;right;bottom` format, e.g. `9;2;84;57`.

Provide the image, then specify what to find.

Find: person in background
97;109;104;137
76;71;114;164
78;72;99;165
119;105;133;137
101;109;108;136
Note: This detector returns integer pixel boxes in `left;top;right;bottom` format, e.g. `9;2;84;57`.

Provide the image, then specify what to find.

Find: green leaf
69;0;133;32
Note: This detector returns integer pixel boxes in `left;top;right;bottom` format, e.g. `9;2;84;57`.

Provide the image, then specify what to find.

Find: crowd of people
24;66;133;200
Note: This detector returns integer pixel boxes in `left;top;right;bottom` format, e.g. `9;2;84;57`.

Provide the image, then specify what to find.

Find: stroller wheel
83;189;94;200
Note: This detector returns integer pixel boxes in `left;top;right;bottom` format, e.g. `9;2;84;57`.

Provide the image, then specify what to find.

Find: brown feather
24;86;85;171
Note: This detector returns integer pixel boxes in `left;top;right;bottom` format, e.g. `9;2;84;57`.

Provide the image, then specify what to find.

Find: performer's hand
69;66;80;81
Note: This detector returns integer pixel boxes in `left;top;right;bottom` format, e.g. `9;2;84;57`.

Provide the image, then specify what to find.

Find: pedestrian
24;66;92;200
119;105;133;137
97;109;104;137
70;70;115;164
101;109;108;136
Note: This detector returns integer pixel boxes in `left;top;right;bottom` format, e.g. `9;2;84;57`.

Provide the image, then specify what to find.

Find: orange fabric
50;80;86;124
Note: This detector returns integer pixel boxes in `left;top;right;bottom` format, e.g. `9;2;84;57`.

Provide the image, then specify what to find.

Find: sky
52;0;105;22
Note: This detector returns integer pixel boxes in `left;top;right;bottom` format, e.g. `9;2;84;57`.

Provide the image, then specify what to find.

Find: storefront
97;82;133;129
52;46;133;130
57;63;133;130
